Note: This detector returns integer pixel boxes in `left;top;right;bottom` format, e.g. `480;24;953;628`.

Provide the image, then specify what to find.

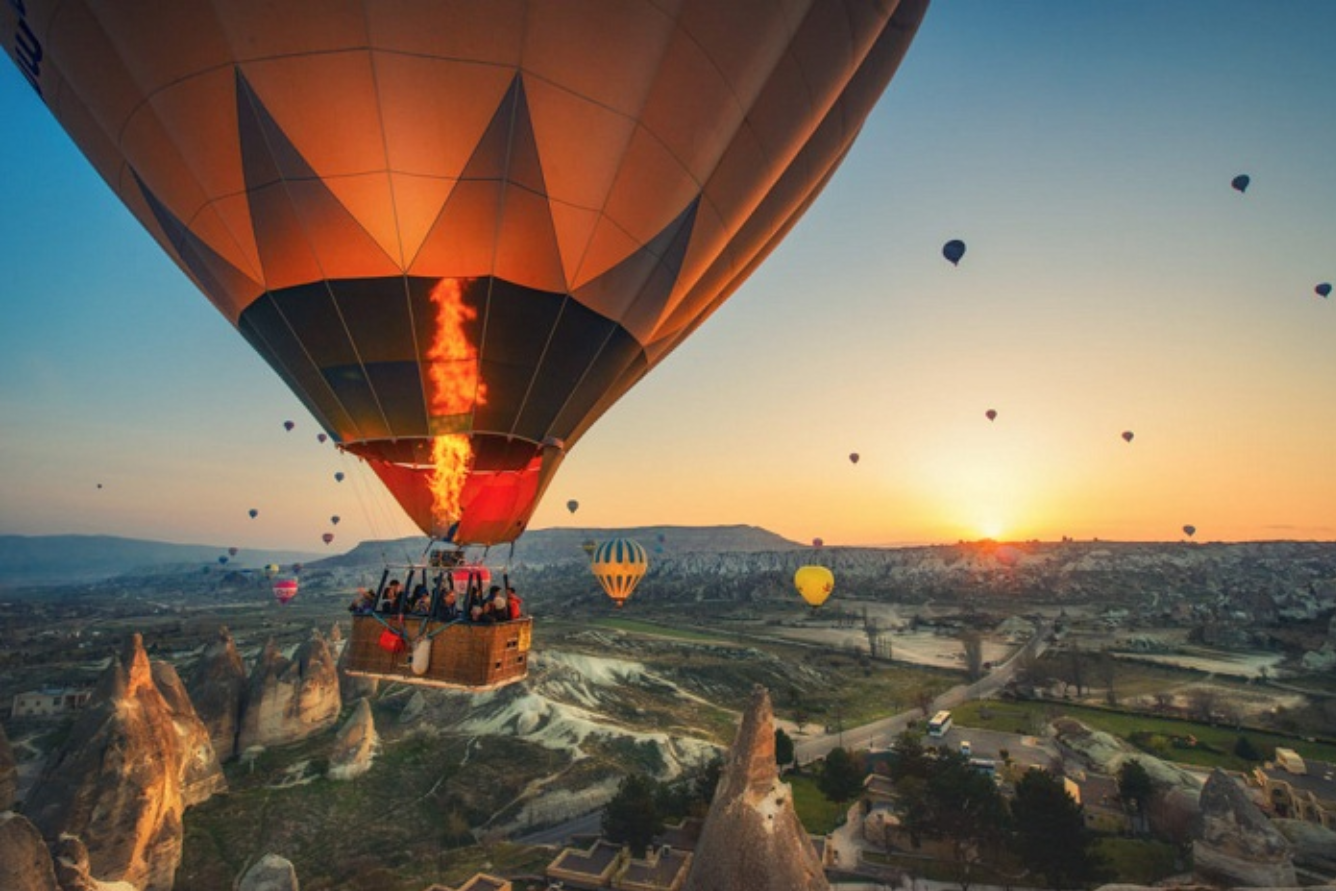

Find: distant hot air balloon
322;533;335;545
985;409;997;422
849;452;860;464
228;547;239;557
1183;525;1196;538
656;533;666;544
942;239;966;266
581;539;598;558
1231;174;1251;193
334;472;345;483
567;500;579;514
273;578;299;605
1121;431;1135;443
248;508;258;519
263;563;280;578
283;421;295;432
812;537;824;549
330;515;340;525
292;563;303;575
590;539;649;608
217;556;228;565
96;483;103;489
794;565;835;610
317;433;328;443
1317;283;1332;299
11;2;930;549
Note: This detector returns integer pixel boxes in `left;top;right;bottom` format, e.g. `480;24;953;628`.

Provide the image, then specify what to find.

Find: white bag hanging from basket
411;637;432;676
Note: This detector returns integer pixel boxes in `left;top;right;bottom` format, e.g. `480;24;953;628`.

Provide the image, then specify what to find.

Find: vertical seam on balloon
239;64;397;444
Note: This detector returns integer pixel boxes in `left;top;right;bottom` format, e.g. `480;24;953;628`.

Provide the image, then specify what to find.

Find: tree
1117;759;1154;831
775;728;795;768
1011;769;1106;889
889;729;933;784
1233;735;1262;762
898;751;1008;890
960;631;984;681
602;773;664;857
818;746;865;805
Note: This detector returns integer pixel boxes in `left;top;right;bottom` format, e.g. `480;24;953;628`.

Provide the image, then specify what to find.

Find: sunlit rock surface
22;633;219;890
52;834;139;891
237;632;341;751
186;626;248;761
1193;768;1296;888
0;811;59;891
149;661;226;805
328;697;377;780
684;685;829;891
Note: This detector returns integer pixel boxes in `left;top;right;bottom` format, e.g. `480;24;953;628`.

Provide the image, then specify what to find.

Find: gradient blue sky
3;1;1335;553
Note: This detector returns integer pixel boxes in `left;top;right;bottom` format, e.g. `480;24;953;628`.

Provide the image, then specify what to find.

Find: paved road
514;809;602;847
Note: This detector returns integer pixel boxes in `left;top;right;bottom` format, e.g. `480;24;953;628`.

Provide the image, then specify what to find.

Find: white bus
927;710;952;738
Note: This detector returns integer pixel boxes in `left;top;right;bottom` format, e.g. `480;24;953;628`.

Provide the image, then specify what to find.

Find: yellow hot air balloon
794;565;835;610
590;538;648;608
5;0;930;546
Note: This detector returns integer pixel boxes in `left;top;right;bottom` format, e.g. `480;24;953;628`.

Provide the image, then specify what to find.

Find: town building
11;687;92;718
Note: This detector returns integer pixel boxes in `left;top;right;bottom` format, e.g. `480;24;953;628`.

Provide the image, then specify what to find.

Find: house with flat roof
544;839;693;891
421;874;510;891
11;688;91;718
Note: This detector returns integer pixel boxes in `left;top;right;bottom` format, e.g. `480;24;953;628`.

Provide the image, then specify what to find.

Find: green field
585;616;737;643
951;699;1336;769
787;772;846;834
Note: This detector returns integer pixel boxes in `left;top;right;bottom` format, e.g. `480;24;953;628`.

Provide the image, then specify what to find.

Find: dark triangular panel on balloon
573;196;700;339
131;169;260;309
235;68;394;283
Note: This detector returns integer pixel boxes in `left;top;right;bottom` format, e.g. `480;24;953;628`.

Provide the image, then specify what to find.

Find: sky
2;1;1335;554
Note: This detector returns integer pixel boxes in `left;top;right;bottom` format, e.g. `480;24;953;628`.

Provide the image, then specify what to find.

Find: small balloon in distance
1182;524;1196;537
566;499;579;514
848;452;859;464
794;565;835;609
1317;283;1332;299
1231;174;1250;193
334;472;345;483
283;420;295;431
942;239;966;266
985;409;997;421
248;508;258;518
322;533;334;545
1121;431;1134;443
317;433;328;443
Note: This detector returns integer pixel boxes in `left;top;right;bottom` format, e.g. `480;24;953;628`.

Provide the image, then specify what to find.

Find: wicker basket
345;614;532;691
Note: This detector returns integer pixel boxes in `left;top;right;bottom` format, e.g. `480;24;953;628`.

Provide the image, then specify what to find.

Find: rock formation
186;625;248;761
1274;818;1336;877
0;811;59;891
22;633;222;891
328;698;377;780
684;685;829;891
336;637;378;703
1193;768;1296;888
1;720;17;810
150;660;227;805
52;834;139;891
238;853;300;891
237;632;341;752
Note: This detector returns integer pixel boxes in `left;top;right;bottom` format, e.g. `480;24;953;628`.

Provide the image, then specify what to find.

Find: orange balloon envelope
590;538;649;608
9;1;928;545
794;565;835;609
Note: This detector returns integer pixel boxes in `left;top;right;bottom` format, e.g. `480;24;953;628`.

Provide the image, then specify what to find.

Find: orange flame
425;279;487;530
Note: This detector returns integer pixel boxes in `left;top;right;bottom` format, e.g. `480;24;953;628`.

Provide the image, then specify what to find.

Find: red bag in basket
378;626;406;654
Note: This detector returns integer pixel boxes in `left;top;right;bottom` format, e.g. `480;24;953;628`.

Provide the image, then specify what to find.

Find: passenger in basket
347;588;375;614
434;589;460;622
470;604;497;624
505;585;523;620
487;593;509;622
379;579;403;613
409;584;431;614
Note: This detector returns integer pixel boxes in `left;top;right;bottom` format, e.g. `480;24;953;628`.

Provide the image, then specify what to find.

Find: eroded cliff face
0;812;59;891
22;633;223;891
1193;768;1296;888
237;631;341;752
0;720;17;811
186;625;248;761
328;697;377;781
685;685;829;891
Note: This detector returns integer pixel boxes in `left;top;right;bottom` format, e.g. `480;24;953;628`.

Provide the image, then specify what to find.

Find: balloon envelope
227;547;239;556
330;515;340;525
590;538;649;608
263;563;280;578
217;556;228;565
985;409;997;421
1317;283;1332;298
273;578;299;605
1121;431;1135;443
566;500;579;514
849;453;860;464
322;533;334;545
283;421;295;432
14;1;930;547
248;508;258;518
1183;525;1196;537
812;537;824;548
794;565;835;609
942;239;966;265
334;472;345;483
1231;174;1251;193
317;433;328;443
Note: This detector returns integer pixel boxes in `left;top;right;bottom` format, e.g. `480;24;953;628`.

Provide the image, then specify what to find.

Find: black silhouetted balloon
849;453;860;464
942;239;966;266
317;433;328;443
322;533;334;545
1231;174;1250;193
334;472;345;483
283;420;295;431
248;508;258;518
567;499;579;514
1317;283;1332;299
330;515;340;525
1121;431;1134;443
1183;524;1196;537
985;409;997;422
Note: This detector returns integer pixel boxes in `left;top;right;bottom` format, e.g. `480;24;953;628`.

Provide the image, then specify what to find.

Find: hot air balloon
985;409;997;421
794;565;835;610
656;533;666;544
317;433;328;443
263;563;280;578
942;239;966;266
1121;431;1135;443
283;421;295;432
248;508;259;519
566;500;579;514
1182;525;1197;538
330;515;340;525
217;556;228;565
228;546;239;557
812;537;824;549
581;539;598;558
849;453;860;465
9;2;930;548
1231;174;1251;193
334;472;345;483
273;578;299;605
590;538;649;608
322;532;335;545
1317;283;1332;299
96;483;103;489
292;563;303;575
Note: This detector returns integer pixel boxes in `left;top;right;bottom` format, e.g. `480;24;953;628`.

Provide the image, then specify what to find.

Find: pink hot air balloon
848;453;860;464
985;409;997;421
228;546;239;557
322;533;335;545
812;537;824;548
273;578;299;605
1121;431;1134;443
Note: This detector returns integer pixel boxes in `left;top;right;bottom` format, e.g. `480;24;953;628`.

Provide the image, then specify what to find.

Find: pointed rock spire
328;697;377;781
0;812;59;891
684;685;829;891
187;626;248;761
1194;767;1296;887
